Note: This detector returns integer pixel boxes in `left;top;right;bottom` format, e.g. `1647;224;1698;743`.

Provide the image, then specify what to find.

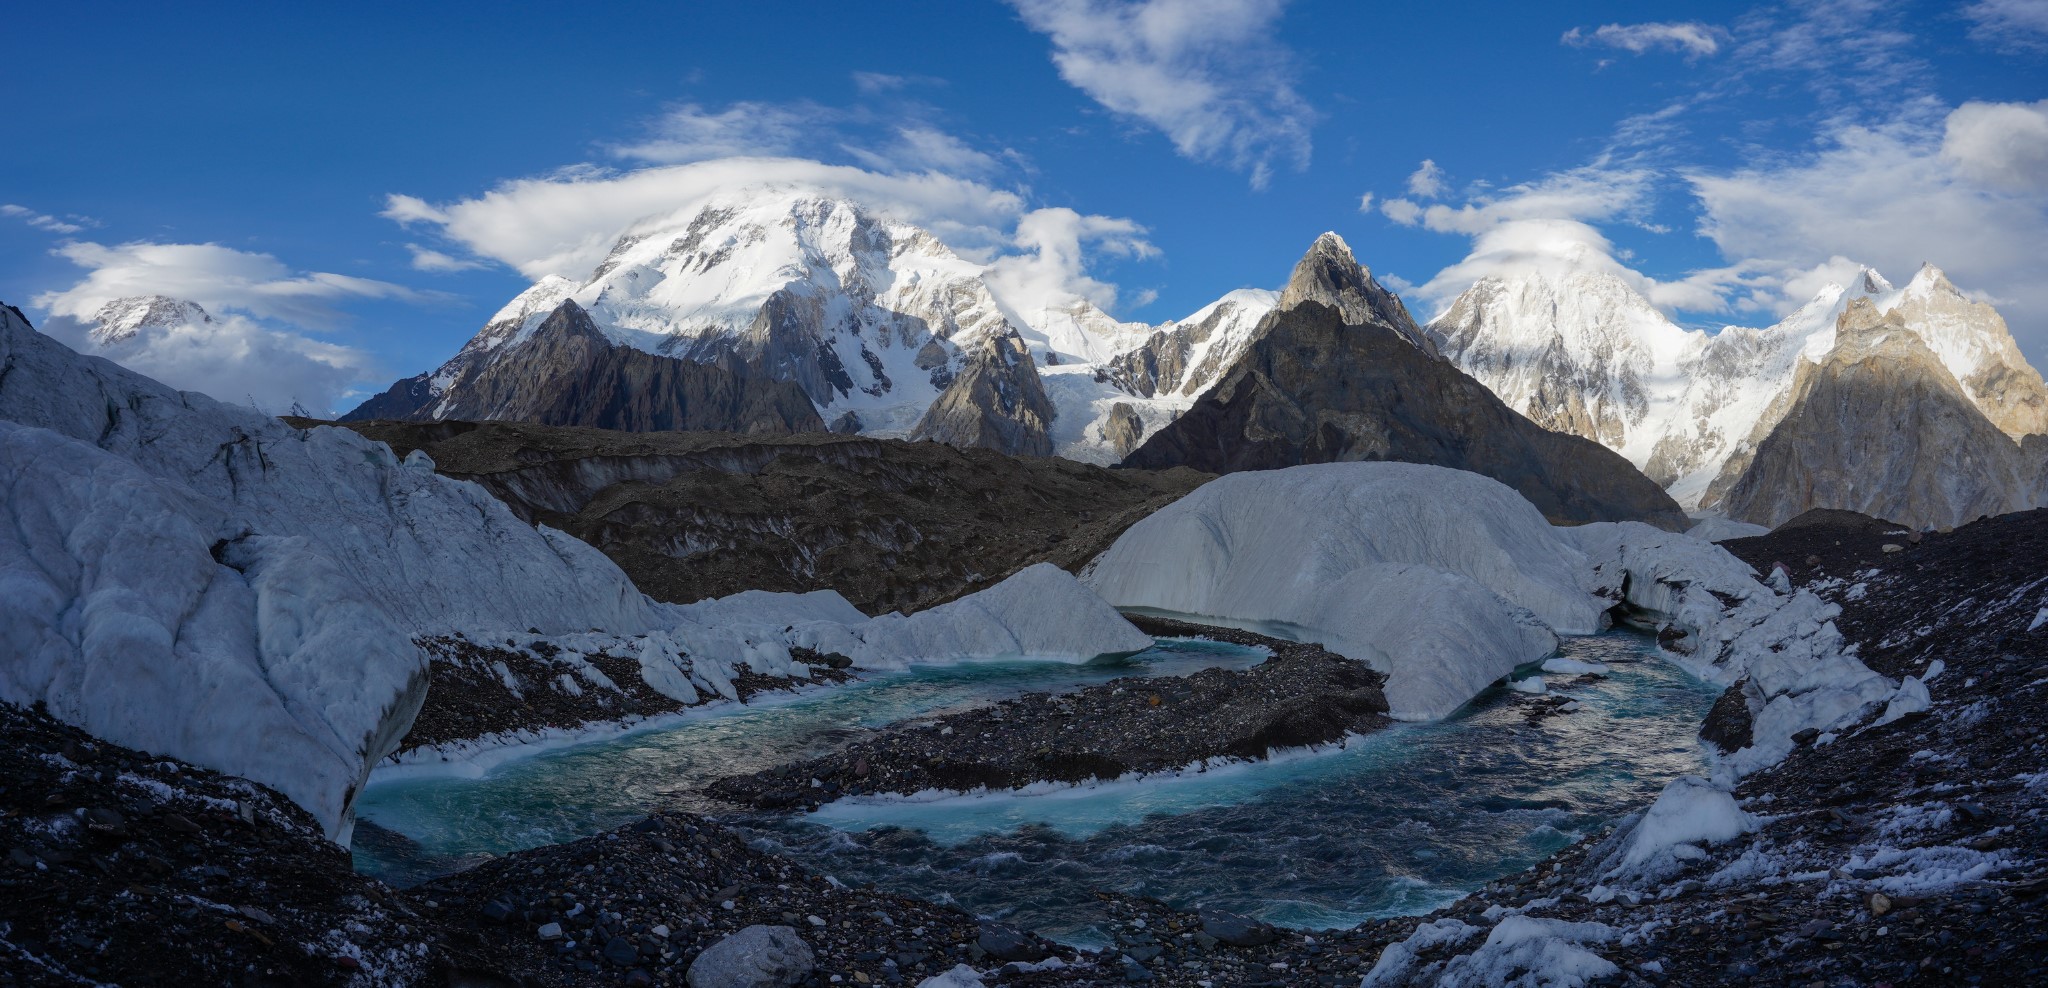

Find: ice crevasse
0;306;1145;841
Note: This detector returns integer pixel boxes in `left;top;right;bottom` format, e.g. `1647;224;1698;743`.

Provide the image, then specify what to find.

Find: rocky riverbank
394;634;853;758
1334;507;2048;985
706;616;1389;811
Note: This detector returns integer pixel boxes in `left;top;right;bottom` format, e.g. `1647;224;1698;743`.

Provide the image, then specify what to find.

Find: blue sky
3;0;2045;413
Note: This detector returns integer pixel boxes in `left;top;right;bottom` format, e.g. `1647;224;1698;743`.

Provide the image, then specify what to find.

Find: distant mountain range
1428;256;2048;528
72;185;2048;531
342;190;1279;461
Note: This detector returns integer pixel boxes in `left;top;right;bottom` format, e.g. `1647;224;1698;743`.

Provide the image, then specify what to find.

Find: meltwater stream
354;632;1719;947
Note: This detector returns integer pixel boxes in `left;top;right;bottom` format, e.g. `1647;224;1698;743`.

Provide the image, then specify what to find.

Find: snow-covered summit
366;185;1296;463
88;295;212;347
1432;260;2048;511
414;189;1023;440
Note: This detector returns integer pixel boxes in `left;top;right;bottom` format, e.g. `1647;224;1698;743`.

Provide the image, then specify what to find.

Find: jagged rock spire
1277;232;1437;356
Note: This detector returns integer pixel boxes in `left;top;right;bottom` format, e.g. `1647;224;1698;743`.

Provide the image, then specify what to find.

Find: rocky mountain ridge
1123;239;1689;530
345;189;1295;461
1430;260;2048;525
1716;297;2046;528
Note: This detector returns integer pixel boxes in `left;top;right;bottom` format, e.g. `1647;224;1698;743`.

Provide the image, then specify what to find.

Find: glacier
1084;463;1602;720
0;304;1151;841
1085;461;1908;741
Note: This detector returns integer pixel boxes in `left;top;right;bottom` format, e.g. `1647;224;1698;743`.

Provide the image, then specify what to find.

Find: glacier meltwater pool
352;631;1720;947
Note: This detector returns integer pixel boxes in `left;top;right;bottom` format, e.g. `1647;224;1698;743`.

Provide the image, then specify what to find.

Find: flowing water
353;631;1719;947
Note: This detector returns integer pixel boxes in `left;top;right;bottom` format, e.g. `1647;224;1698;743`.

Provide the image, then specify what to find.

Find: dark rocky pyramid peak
528;297;606;342
1276;232;1436;356
1123;300;1688;529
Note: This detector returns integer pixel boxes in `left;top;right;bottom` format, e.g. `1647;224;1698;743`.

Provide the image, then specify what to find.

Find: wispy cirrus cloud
1562;21;1728;59
1962;0;2048;48
1007;0;1314;187
2;203;95;235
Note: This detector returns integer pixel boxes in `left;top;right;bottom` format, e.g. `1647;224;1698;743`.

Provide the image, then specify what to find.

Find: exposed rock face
1432;261;2048;511
317;419;1210;615
1102;400;1145;456
1715;298;2042;529
909;332;1055;456
1104;289;1278;400
344;299;823;434
1277;232;1438;356
1122;296;1689;529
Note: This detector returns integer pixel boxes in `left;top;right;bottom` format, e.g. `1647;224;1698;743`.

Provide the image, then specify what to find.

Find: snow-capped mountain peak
363;185;1296;464
1278;231;1435;354
1436;256;2048;512
89;295;211;347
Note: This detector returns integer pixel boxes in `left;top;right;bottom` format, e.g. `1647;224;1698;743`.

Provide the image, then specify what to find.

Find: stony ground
1326;507;2048;986
306;420;1208;615
0;701;465;987
707;617;1388;812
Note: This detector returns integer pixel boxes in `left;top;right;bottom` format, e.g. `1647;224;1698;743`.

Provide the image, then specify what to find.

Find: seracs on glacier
1084;461;1919;757
0;304;1149;841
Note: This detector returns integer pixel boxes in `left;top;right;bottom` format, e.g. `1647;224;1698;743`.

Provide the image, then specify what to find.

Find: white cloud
384;158;1035;281
1;204;90;235
610;101;834;164
852;71;910;93
1356;191;1375;214
1690;98;2048;348
1963;0;2048;47
845;126;1003;176
983;206;1157;320
1372;165;1740;320
29;241;416;414
1405;159;1447;198
40;308;374;417
36;241;431;328
1008;0;1314;187
1386;166;1659;238
405;244;487;273
1563;21;1727;58
1941;99;2048;192
1731;0;1921;100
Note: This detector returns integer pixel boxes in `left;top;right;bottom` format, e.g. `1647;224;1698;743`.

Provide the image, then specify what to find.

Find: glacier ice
1595;776;1760;883
1088;462;1903;740
1084;463;1597;720
0;306;1149;841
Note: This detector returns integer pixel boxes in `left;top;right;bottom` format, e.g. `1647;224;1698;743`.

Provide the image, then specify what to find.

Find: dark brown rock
1122;300;1689;530
313;420;1208;615
343;300;823;435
